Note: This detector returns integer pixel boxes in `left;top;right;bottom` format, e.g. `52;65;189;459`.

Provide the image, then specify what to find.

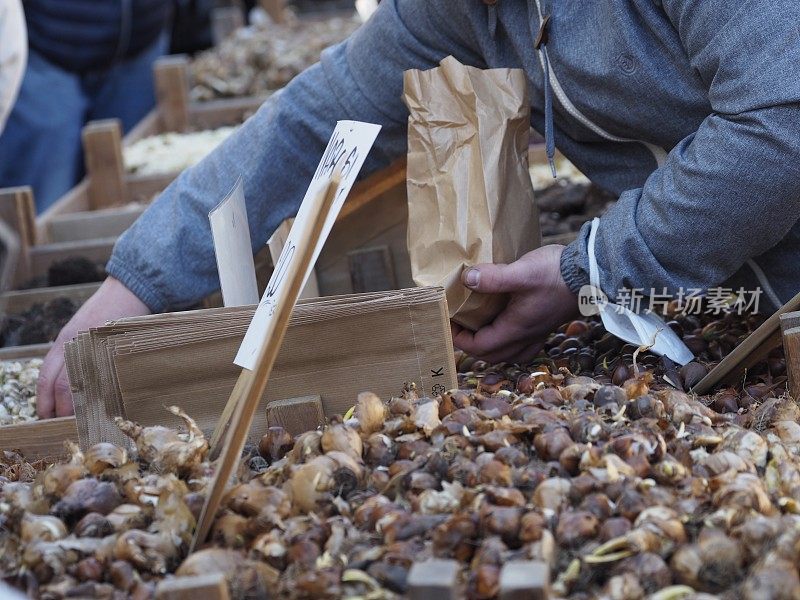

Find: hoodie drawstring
534;11;557;178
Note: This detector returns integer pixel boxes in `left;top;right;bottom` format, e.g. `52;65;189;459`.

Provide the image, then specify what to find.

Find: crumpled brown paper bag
404;56;541;331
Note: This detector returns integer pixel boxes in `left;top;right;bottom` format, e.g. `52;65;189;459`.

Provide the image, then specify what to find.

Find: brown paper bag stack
65;287;457;450
404;56;540;331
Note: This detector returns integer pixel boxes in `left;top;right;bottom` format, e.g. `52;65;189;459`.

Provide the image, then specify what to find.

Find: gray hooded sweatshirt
108;0;800;314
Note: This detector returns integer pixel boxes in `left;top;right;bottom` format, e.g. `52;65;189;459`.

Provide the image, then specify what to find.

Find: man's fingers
54;366;74;417
36;346;63;419
462;261;536;295
452;320;532;363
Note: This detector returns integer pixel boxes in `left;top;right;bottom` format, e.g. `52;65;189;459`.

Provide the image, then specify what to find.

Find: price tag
234;120;381;368
209;178;259;307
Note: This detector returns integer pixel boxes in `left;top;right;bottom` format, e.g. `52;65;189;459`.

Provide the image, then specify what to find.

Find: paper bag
404;56;541;331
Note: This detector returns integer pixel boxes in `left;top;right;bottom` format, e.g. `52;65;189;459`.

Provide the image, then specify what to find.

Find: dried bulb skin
84;443;128;475
556;510;599;548
258;427;294;463
355;392;387;435
74;512;114;538
612;553;671;595
51;479;123;521
115;406;208;475
321;423;363;461
742;559;800;600
20;514;67;543
291;430;323;463
114;529;178;574
42;442;86;497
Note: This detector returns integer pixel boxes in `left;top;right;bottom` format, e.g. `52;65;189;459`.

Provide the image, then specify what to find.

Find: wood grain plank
82;120;128;209
0;417;77;460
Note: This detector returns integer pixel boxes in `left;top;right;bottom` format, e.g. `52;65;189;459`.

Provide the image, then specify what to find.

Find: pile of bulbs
189;16;360;101
1;340;800;599
124;127;239;177
0;359;41;426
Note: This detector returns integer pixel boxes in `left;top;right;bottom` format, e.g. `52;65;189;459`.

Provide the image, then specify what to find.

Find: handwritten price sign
234;121;381;369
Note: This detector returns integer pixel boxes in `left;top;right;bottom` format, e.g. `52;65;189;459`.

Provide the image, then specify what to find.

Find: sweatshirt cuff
559;235;591;296
105;255;168;313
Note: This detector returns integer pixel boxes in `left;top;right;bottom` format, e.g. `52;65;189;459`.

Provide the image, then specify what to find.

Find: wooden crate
1;282;102;315
0;187;115;288
0;345;77;460
36;56;268;241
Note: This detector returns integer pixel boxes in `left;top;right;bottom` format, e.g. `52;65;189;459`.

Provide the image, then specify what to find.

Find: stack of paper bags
65;287;456;450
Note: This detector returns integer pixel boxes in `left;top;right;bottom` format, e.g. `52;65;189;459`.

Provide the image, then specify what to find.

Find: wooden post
82;120;128;210
154;56;191;133
266;395;325;436
781;311;800;401
0;186;36;287
784;327;800;401
155;574;229;600
407;560;460;600
499;561;550;600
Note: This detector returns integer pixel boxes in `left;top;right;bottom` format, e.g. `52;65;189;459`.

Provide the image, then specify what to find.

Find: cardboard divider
66;287;456;450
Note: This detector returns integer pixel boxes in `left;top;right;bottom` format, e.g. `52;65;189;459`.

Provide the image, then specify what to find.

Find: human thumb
462;262;530;294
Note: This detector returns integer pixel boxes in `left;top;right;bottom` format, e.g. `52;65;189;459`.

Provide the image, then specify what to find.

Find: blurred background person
0;0;173;212
0;0;26;134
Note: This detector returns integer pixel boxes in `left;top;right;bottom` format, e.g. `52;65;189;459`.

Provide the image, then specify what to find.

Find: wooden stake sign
192;177;340;550
193;121;380;549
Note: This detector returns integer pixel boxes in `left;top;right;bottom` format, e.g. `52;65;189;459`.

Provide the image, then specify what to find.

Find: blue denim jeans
0;36;166;212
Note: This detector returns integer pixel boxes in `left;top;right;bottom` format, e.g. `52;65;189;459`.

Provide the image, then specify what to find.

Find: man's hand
36;277;151;418
451;245;580;364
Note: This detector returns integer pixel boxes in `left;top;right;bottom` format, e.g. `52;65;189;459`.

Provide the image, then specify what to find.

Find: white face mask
582;218;695;365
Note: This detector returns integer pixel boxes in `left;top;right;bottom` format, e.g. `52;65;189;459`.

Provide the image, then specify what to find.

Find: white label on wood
209;179;259;307
235;120;381;368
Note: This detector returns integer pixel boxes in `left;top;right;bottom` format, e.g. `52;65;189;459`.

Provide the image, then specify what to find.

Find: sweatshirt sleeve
560;1;800;301
107;0;484;312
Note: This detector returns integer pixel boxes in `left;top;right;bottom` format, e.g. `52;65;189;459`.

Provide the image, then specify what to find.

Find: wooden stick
83;119;128;209
693;290;800;395
207;371;249;457
191;177;339;551
154;56;191;133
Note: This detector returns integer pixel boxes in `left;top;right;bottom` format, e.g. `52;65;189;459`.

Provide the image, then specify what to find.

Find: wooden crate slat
1;282;102;314
0;416;78;460
27;238;116;281
0;187;36;287
82;119;127;210
0;343;52;360
154;55;191;133
47;205;146;243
